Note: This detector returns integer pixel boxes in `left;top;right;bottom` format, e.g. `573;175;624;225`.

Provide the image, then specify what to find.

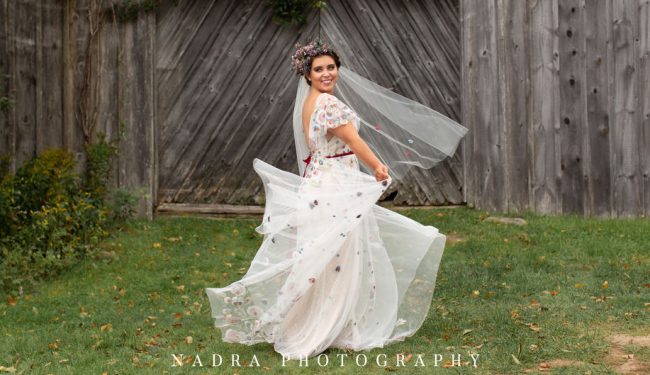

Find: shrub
83;132;118;200
0;143;135;295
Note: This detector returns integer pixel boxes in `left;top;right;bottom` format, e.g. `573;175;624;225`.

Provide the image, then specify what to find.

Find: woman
206;41;467;360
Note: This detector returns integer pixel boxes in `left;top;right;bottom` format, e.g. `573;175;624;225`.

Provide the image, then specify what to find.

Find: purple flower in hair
290;40;336;76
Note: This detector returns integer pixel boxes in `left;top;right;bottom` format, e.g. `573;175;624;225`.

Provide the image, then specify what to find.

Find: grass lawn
1;207;649;374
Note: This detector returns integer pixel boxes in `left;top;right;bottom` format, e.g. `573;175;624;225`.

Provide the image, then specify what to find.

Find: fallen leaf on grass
100;323;113;332
526;323;541;332
511;354;521;365
591;295;615;303
6;296;16;306
0;366;16;373
185;336;193;344
152;242;161;248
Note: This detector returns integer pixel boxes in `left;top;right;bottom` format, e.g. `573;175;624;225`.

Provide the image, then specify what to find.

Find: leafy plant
0;142;136;294
0;96;12;112
268;0;327;26
83;132;118;201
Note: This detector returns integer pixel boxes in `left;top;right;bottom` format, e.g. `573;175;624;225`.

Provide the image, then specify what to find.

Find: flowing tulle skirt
205;158;445;360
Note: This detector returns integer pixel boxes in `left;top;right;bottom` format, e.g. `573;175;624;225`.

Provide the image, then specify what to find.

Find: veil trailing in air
293;66;468;179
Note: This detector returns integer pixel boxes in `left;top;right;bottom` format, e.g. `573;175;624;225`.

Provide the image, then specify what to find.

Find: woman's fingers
374;165;389;181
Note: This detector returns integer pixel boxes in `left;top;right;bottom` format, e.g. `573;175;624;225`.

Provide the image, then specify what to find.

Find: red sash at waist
302;151;355;177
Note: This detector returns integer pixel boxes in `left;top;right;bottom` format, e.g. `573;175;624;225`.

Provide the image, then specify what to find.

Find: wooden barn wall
461;0;650;217
156;0;463;206
0;0;156;218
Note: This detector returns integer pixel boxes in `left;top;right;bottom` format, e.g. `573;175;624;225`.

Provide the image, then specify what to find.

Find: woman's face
307;55;338;93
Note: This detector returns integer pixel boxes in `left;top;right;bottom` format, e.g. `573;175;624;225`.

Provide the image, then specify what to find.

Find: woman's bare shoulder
303;93;324;121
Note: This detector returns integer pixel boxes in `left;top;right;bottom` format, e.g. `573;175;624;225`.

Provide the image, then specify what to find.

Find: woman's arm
328;123;389;181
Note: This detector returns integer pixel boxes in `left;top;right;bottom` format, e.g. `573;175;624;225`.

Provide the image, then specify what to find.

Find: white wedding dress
205;92;446;360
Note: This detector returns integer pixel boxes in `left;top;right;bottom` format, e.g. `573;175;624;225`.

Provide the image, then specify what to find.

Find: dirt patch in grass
445;232;465;245
522;334;650;373
523;359;586;372
604;334;650;374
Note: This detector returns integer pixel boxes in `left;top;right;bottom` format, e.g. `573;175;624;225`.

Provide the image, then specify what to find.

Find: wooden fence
0;0;464;219
2;0;649;218
0;0;157;218
461;0;650;217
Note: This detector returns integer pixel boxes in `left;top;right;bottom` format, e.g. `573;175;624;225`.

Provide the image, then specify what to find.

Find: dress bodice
303;93;360;178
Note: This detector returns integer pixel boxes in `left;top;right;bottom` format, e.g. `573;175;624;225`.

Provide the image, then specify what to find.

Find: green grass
1;208;648;374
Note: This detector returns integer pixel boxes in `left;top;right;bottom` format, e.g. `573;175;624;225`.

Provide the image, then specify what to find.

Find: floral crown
290;41;335;76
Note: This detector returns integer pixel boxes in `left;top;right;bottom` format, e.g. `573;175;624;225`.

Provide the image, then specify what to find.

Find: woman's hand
373;164;389;182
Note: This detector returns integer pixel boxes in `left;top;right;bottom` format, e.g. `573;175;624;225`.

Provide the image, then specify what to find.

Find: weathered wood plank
639;0;650;218
529;0;561;214
584;0;612;216
558;0;585;215
0;0;14;169
610;0;641;217
118;14;156;218
97;11;120;189
157;202;265;215
501;0;530;212
461;0;475;206
38;1;64;152
62;0;76;154
474;0;503;211
14;0;37;167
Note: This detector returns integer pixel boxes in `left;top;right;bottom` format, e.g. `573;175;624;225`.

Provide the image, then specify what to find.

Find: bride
205;41;467;360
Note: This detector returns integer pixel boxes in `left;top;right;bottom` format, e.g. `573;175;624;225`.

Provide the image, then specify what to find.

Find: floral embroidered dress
205;92;446;360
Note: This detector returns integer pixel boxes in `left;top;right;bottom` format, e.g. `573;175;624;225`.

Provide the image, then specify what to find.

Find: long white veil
292;66;468;179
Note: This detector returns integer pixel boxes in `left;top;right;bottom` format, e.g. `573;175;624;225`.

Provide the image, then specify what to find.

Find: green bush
268;0;327;26
83;132;118;200
0;144;136;295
